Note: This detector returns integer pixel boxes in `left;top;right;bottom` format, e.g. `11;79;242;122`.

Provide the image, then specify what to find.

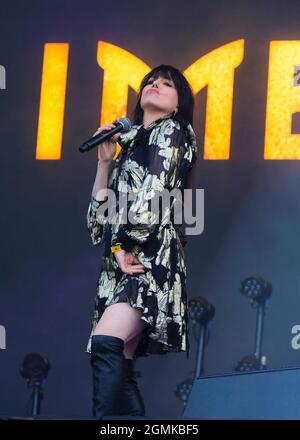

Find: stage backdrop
1;0;300;418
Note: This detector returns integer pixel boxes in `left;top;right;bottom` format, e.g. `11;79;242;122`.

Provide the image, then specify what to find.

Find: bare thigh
92;302;148;345
123;332;144;359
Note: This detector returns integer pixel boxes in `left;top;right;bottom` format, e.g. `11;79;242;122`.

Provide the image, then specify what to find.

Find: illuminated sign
36;40;300;160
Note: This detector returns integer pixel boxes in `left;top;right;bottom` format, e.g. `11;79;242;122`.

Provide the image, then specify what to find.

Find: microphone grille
118;117;132;132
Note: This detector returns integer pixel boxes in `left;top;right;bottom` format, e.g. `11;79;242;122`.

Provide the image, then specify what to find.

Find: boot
90;334;125;418
118;358;146;416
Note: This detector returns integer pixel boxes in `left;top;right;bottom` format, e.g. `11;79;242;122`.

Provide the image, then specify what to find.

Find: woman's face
140;75;178;115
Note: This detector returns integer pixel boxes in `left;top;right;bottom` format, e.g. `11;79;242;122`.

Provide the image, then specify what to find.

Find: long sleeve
86;160;117;247
110;118;197;252
86;126;141;247
86;195;110;246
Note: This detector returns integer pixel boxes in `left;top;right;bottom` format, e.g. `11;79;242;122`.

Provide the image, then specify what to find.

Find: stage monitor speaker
183;366;300;419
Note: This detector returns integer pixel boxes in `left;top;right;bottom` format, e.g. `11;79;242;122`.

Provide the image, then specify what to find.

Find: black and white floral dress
85;113;197;359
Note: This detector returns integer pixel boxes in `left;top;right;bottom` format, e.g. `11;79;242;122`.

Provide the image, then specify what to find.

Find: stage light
20;353;51;382
188;296;215;325
175;378;194;406
20;353;51;416
240;276;272;303
175;296;215;411
236;276;272;371
235;354;267;373
188;296;215;378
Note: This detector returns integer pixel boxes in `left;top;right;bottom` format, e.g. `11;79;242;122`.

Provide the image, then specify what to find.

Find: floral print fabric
86;114;197;359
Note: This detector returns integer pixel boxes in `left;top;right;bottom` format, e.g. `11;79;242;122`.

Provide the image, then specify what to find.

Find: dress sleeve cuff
111;235;136;253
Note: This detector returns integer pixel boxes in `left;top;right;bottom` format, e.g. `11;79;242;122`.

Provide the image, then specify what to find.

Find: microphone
79;117;132;153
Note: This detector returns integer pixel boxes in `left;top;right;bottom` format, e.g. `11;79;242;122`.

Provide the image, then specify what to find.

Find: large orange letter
36;43;69;160
184;39;244;159
97;42;150;159
265;41;300;159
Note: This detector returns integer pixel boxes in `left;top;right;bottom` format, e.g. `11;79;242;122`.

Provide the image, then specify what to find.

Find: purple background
1;0;300;417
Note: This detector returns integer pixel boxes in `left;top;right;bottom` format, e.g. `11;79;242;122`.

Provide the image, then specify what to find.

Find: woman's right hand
114;250;146;275
92;120;121;163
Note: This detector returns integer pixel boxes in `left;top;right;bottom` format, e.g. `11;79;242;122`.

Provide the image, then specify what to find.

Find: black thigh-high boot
90;334;125;418
118;358;146;416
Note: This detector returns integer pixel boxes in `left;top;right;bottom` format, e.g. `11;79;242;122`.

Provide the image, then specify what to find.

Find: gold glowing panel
265;41;300;159
35;40;244;161
185;39;244;160
97;42;150;160
98;40;244;161
36;43;69;160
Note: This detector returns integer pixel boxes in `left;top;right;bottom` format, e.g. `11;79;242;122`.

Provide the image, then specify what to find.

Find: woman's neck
142;110;173;129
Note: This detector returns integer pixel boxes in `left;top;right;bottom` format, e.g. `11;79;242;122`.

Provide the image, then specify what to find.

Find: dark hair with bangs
131;64;194;127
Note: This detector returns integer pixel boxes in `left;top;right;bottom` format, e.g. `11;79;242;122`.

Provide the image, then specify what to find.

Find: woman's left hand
114;250;145;275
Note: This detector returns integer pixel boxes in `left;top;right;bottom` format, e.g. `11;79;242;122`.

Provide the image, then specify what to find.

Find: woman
86;65;197;418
